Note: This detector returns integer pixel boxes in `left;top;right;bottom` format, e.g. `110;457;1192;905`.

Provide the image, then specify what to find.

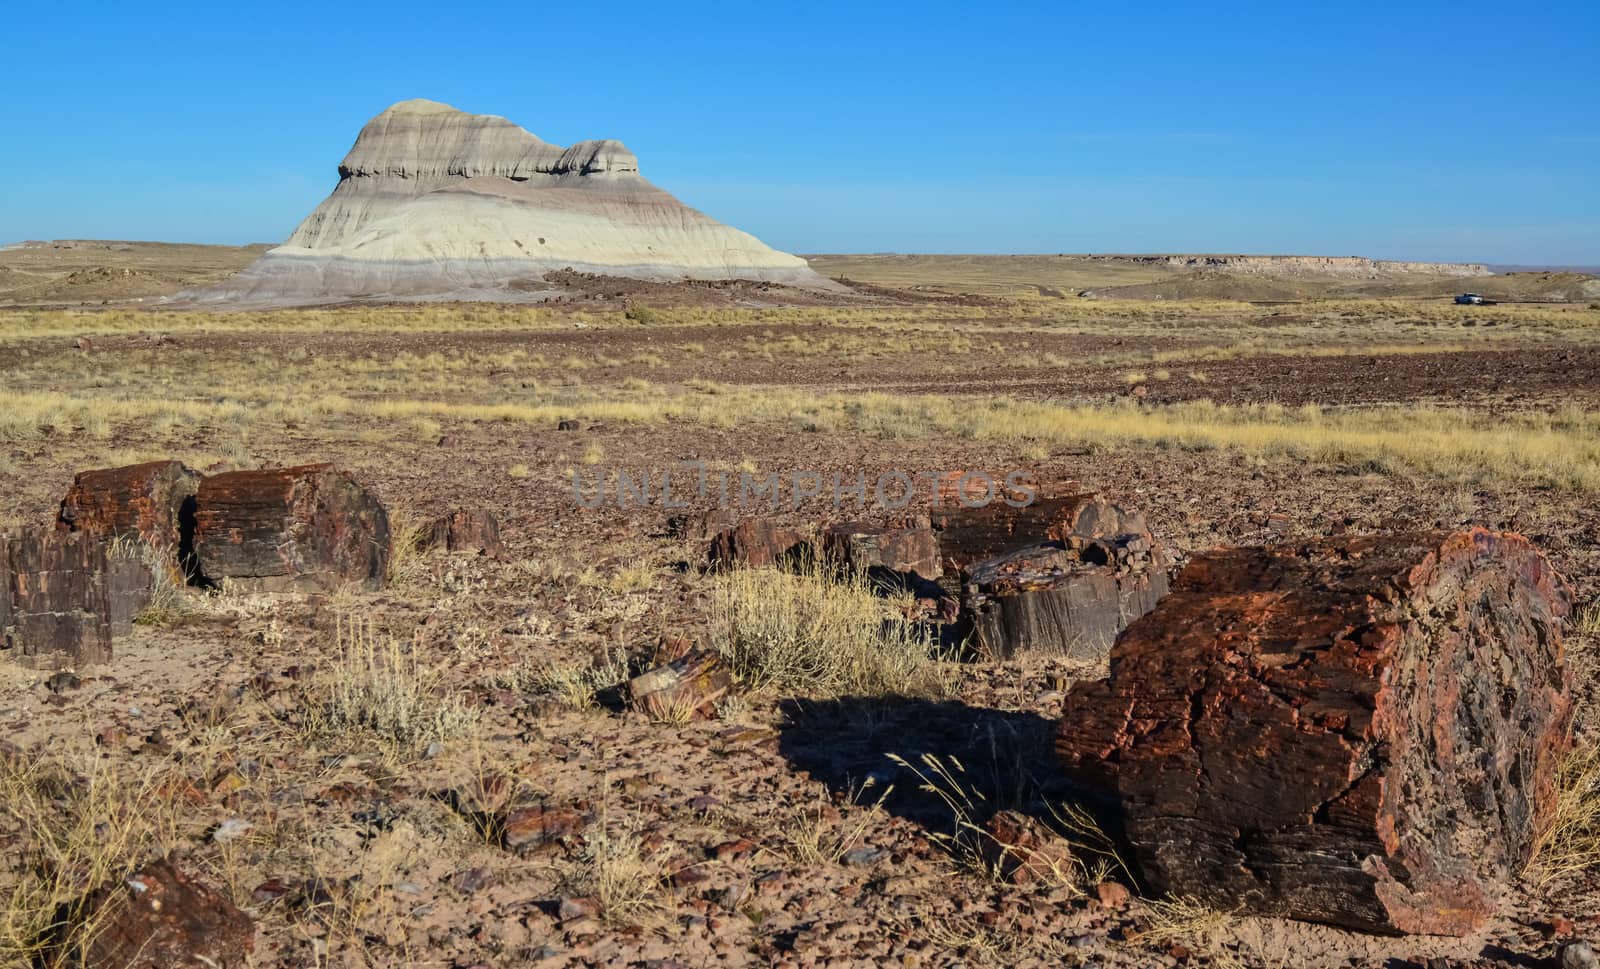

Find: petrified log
1056;529;1572;935
56;459;201;553
1;528;112;667
629;649;732;721
961;538;1168;659
706;518;810;570
193;464;390;592
55;859;255;969
930;493;1159;574
821;520;943;581
422;508;506;558
103;543;156;637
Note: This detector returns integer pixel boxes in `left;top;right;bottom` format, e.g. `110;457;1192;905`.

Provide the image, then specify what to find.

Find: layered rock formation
187;99;833;305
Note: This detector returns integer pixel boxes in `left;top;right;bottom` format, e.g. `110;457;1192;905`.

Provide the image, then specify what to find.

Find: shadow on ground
775;694;1102;834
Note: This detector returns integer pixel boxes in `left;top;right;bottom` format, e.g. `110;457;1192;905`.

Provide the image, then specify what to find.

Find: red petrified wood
1;528;113;667
57;459;202;551
59;859;255;968
706;518;809;569
1056;529;1572;935
193;464;391;592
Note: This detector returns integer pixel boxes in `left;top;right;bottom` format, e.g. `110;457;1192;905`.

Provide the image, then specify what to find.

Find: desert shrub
709;562;950;698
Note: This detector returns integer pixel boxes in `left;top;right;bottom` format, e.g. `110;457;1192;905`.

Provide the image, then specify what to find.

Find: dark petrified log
193;464;390;592
629;649;733;721
961;537;1169;660
56;459;202;553
55;859;255;969
820;520;943;582
1;528;113;667
422;508;506;558
1056;529;1572;935
930;493;1160;574
706;518;810;570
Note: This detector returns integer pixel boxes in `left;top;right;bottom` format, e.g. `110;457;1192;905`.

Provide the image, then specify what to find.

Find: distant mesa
181;98;836;306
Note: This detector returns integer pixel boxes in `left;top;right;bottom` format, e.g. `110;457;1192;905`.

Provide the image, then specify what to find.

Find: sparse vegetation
709;562;951;697
299;613;480;756
0;753;183;963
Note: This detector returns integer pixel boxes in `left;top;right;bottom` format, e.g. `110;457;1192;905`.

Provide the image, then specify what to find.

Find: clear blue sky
3;0;1596;263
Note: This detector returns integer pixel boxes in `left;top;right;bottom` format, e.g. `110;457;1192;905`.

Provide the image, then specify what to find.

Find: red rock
502;803;590;856
629;650;732;722
421;508;506;558
1057;529;1572;935
1;527;113;667
58;859;254;968
192;464;390;592
980;809;1079;887
57;460;202;555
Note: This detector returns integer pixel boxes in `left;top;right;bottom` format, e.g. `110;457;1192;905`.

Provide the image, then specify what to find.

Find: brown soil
0;261;1596;968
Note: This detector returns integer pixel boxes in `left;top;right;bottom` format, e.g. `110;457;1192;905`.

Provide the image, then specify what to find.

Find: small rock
558;896;600;920
45;670;82;694
1561;941;1597;969
211;818;253;843
1095;881;1131;909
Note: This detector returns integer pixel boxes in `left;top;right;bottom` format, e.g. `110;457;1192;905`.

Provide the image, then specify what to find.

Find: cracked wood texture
56;459;202;550
193;464;391;592
1056;529;1571;935
1;528;113;667
961;539;1169;660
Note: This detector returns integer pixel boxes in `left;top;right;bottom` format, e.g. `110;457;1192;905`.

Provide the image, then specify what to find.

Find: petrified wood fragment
422;508;506;558
1;528;112;667
961;538;1168;659
629;649;732;721
193;464;390;592
56;459;201;553
1056;529;1572;935
55;859;255;969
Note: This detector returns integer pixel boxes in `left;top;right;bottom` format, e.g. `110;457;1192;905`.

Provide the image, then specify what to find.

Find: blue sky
3;1;1596;263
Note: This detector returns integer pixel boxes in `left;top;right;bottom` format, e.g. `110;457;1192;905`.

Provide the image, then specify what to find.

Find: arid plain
1;243;1598;968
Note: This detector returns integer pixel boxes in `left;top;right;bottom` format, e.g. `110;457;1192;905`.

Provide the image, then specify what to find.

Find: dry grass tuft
299;613;480;757
782;783;893;867
571;807;673;926
0;753;183;963
888;751;1127;894
1526;729;1600;887
709;562;950;698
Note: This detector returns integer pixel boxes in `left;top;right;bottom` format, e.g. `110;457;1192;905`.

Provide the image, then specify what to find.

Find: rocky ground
1;274;1597;968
